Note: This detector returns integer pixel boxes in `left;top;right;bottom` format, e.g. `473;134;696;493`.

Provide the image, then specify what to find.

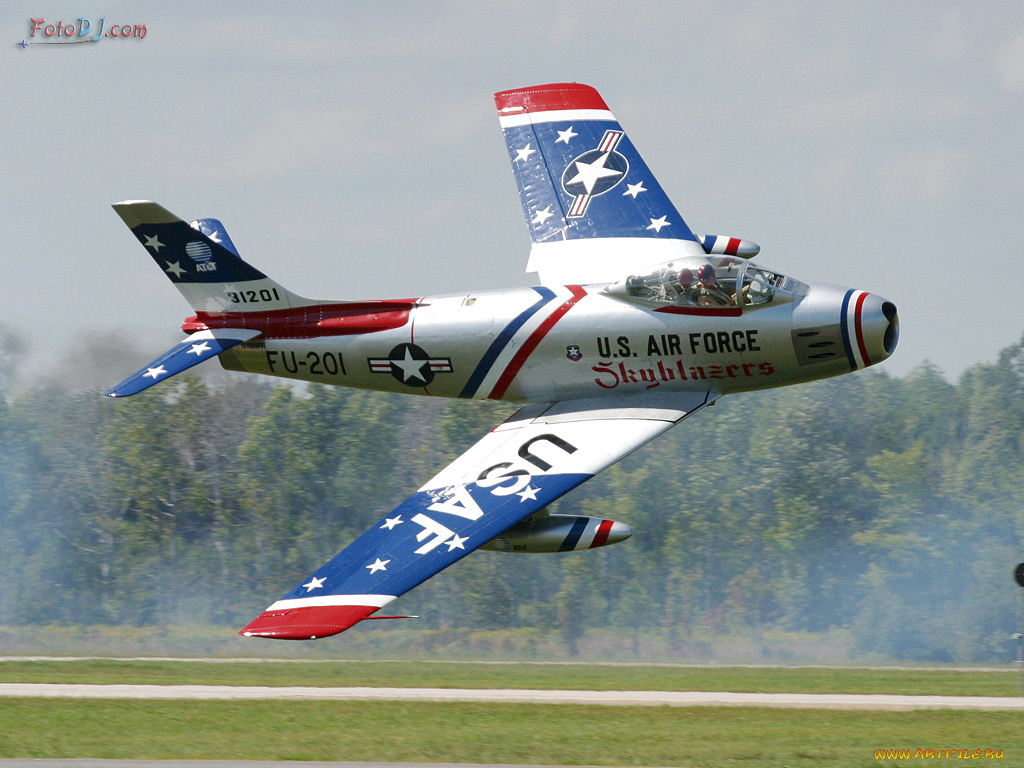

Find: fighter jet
106;83;898;639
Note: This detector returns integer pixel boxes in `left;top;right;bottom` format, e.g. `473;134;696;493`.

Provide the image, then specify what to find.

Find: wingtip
239;604;378;640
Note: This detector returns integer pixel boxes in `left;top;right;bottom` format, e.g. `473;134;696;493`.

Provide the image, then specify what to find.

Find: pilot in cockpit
674;267;697;305
694;264;733;307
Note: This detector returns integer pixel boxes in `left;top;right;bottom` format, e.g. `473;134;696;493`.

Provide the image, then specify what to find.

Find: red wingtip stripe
239;604;377;640
494;83;608;114
725;237;741;256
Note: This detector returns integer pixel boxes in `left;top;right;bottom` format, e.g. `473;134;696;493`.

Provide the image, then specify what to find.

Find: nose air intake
850;293;898;368
881;301;899;357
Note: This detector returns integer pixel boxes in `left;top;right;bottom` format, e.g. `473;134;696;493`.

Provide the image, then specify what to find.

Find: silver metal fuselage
219;275;898;404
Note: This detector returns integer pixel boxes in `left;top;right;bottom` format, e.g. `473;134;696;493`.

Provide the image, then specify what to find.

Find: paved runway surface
1;683;1022;710
0;656;1015;672
0;764;600;768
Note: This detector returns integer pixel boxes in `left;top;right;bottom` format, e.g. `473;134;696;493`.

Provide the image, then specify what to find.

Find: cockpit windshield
606;256;805;313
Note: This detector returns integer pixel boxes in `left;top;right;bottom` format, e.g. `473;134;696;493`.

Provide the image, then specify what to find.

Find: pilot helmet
697;264;717;286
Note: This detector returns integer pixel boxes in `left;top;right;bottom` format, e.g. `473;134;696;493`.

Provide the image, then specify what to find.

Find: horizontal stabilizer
105;328;261;397
191;218;241;258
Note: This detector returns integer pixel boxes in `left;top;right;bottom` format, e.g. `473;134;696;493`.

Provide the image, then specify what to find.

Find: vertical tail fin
113;201;313;313
494;83;706;284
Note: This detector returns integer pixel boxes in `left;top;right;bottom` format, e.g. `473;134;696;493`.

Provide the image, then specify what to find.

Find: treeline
1;337;1023;662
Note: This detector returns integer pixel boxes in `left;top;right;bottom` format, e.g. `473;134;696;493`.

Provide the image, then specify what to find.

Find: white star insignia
366;558;390;574
206;230;222;243
515;144;536;162
164;261;186;278
556;126;578;144
302;576;325;592
143;365;167;379
446;534;468;551
566;152;623;194
531;206;555;226
380;516;404;530
517;485;540;502
646;216;671;233
392;347;430;384
623;182;647;198
144;234;164;252
187;341;211;356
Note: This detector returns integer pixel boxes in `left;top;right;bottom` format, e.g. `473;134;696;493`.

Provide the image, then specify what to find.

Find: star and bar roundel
369;343;453;387
561;129;628;217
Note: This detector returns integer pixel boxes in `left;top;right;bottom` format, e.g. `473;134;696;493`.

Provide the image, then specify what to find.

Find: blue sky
3;2;1023;383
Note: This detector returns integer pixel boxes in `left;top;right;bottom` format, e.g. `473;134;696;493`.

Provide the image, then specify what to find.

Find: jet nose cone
854;293;899;366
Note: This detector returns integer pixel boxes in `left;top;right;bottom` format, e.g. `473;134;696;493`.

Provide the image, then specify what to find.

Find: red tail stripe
488;286;587;399
494;83;609;114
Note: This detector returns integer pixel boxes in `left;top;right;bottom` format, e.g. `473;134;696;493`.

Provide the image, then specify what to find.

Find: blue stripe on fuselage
459;286;557;398
839;289;857;371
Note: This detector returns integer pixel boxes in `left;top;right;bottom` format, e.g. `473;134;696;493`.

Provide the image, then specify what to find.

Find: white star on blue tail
515;144;536;162
366;558;390;574
646;216;670;233
164;261;186;278
556;127;578;144
623;182;647;198
531;206;555;226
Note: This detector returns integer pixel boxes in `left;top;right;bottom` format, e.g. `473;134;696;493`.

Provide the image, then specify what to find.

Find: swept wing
241;390;716;639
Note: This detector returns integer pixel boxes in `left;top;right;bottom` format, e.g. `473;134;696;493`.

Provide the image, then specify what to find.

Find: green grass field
0;699;1019;767
0;659;1021;766
0;658;1020;696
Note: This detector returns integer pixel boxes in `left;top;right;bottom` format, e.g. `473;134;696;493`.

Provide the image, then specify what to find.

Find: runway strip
1;684;1022;710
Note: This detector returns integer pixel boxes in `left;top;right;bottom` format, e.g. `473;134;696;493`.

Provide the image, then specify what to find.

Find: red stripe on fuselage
854;291;872;367
654;305;742;317
181;300;417;339
488;286;588;400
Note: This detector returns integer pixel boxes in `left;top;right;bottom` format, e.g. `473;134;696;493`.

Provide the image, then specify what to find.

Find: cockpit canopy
604;256;806;314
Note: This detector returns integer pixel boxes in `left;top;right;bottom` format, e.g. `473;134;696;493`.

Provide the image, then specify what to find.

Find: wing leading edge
240;390;717;640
